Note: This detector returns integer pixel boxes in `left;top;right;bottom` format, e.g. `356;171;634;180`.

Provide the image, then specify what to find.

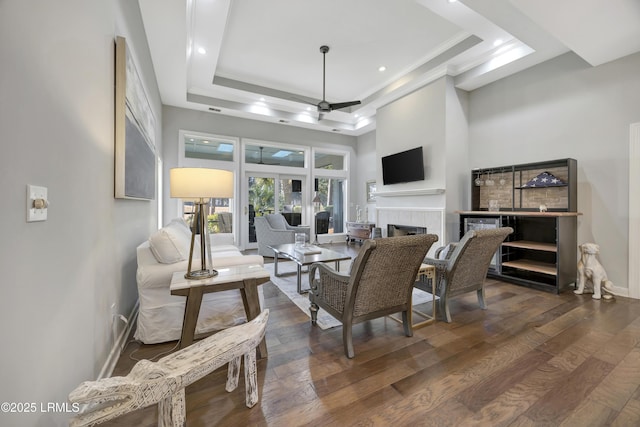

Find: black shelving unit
462;158;580;294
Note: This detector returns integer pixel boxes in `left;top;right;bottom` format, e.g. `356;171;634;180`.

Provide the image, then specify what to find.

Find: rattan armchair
422;227;513;323
308;234;439;358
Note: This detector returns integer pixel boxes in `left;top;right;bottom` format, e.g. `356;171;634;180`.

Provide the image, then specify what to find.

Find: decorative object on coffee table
68;310;269;427
169;167;234;279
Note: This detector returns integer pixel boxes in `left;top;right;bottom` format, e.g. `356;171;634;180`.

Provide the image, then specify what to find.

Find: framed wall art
366;180;377;202
114;36;156;200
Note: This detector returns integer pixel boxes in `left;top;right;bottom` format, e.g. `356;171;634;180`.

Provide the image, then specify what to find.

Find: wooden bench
69;310;269;427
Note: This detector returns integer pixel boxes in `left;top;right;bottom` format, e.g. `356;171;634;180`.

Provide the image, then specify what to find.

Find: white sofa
135;219;264;344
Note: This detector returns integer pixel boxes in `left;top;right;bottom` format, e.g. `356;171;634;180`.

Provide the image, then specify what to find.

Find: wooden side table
346;221;375;244
170;264;270;358
389;263;437;329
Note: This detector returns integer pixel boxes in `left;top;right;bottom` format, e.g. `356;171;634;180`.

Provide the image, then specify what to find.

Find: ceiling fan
311;45;361;121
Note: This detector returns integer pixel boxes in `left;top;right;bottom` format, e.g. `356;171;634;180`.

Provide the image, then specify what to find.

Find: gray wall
374;76;469;241
444;77;470;239
377;77;447;198
0;1;161;425
469;51;640;291
356;130;377;222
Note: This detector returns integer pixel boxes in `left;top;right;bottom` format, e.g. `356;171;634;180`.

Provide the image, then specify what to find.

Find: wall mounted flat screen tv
382;146;425;185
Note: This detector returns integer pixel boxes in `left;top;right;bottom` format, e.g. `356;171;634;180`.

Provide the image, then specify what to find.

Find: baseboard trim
97;300;139;381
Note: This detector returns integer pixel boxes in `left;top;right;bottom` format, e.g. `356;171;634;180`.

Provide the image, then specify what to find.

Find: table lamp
170;168;234;279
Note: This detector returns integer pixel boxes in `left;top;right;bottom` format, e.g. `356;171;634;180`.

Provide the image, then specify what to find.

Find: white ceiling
139;0;640;136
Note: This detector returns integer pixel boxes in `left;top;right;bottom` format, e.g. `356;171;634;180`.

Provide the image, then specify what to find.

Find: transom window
314;151;345;170
184;134;235;162
245;145;305;168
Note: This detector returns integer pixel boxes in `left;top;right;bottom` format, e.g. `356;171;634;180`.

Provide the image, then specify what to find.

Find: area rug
264;261;436;330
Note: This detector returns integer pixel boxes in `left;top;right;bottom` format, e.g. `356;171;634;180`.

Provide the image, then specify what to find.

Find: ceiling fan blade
329;100;361;111
289;95;320;106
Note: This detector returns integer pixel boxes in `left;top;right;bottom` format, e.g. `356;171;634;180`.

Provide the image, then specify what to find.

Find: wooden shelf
502;240;557;252
502;260;557;276
457;211;581;217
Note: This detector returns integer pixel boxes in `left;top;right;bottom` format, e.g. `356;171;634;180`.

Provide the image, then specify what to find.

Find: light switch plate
27;185;48;222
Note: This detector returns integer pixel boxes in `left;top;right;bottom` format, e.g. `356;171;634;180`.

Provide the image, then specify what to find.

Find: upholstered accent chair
308;234;439;358
254;213;311;257
422;227;513;323
315;210;330;235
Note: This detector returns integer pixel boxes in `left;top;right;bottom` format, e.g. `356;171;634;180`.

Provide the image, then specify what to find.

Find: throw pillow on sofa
149;221;194;264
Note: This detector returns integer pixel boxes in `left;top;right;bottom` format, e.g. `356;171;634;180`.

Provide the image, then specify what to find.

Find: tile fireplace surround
376;207;444;257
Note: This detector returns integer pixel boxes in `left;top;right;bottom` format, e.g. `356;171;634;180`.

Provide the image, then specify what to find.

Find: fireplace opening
387;224;427;237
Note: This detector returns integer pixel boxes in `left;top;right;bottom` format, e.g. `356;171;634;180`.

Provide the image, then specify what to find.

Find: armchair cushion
265;213;310;236
265;213;289;230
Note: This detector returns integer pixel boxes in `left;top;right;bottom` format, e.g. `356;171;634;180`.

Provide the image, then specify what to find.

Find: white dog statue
574;243;616;300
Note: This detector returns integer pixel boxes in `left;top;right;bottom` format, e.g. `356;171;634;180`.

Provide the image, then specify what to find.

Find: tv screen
382;146;425;185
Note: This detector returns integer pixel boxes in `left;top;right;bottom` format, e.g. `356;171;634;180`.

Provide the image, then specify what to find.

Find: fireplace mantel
372;188;445;197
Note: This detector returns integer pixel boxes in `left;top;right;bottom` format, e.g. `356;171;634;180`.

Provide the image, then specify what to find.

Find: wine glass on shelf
486;172;495;186
474;171;484;186
499;170;506;186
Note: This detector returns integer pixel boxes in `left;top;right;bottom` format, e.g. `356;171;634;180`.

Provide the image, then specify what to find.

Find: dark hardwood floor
108;243;640;426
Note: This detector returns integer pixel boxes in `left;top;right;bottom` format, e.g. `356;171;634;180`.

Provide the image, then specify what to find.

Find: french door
243;173;307;249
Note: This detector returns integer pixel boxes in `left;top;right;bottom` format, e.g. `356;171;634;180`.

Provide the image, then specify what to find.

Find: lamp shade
170;168;234;198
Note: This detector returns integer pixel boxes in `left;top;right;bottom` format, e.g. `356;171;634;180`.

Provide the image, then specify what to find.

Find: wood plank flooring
107;244;640;426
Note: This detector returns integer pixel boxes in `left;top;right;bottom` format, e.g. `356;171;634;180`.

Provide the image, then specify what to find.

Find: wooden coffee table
268;243;351;294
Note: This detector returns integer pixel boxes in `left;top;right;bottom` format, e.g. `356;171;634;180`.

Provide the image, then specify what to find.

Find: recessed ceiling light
447;0;457;3
378;66;386;72
197;47;206;55
260;97;265;102
493;39;503;47
203;140;210;144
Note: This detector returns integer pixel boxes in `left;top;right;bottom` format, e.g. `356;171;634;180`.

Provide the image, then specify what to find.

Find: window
183;134;235;162
314;151;345;170
179;131;237;236
314;178;345;234
245;144;305;168
182;198;233;234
